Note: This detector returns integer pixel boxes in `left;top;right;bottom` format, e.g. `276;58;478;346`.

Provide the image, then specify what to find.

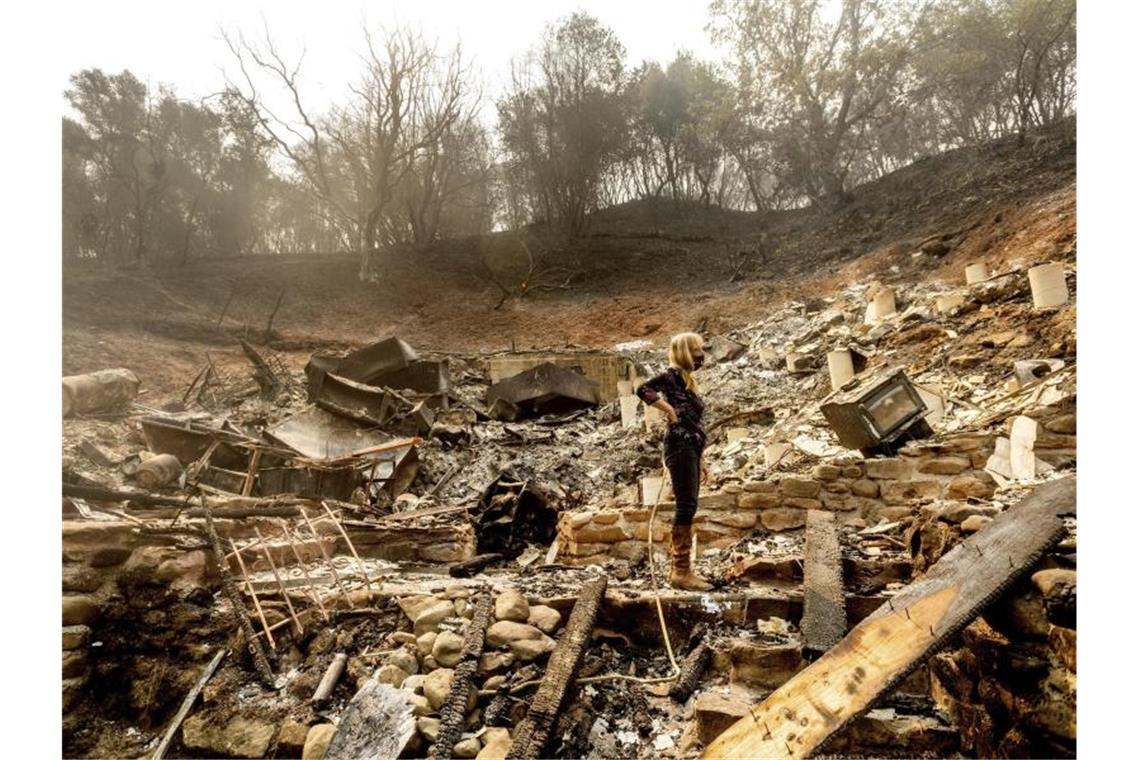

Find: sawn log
801;510;846;659
702;476;1074;760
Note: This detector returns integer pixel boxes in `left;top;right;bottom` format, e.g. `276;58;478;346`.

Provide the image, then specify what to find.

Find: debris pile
62;253;1077;758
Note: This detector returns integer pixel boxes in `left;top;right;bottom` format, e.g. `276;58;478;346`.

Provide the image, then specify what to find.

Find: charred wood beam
448;553;503;578
201;504;275;687
429;594;494;760
506;576;607;760
482;690;512;727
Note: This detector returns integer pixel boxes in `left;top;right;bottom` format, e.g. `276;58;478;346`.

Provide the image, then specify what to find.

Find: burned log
482;690;513;727
702;476;1074;760
429;594;494;760
448;553;503;578
668;640;711;702
507;576;608;760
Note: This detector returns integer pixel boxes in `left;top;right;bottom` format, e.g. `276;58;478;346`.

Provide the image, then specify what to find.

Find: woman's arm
648;397;678;424
636;371;679;424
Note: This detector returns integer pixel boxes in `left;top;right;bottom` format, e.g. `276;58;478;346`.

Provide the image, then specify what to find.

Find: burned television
820;368;933;455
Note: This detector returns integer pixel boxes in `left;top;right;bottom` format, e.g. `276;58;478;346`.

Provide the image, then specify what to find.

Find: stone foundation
557;421;1075;565
61;515;474;717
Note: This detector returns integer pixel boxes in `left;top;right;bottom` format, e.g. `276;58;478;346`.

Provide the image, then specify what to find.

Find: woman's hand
656;401;679;425
700;460;710;485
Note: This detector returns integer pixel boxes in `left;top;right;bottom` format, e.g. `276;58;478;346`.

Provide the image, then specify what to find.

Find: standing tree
711;0;923;207
224;25;484;281
62;117;101;261
65;69;168;264
497;13;629;238
1009;0;1076;141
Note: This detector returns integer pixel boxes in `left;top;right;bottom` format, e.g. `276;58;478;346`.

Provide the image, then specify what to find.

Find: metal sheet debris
486;362;600;418
267;406;398;461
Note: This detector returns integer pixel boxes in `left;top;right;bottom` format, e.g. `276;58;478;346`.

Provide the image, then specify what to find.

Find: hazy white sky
58;0;727;120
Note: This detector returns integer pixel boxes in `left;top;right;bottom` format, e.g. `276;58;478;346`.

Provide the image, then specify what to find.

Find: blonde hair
667;332;704;392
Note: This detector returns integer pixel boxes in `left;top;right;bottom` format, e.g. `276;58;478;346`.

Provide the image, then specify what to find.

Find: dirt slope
62;119;1075;397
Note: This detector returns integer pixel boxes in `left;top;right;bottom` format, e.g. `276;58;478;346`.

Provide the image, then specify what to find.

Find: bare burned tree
223;24;483;282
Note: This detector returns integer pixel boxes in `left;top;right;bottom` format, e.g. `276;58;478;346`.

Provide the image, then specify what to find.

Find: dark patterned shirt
635;367;706;447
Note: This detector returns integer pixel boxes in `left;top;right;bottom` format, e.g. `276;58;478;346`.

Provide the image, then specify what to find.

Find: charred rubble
62;252;1076;759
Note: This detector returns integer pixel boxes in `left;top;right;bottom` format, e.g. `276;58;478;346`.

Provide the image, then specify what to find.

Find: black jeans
664;431;703;526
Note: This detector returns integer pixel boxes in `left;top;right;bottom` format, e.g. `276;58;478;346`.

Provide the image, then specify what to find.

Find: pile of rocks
365;586;566;758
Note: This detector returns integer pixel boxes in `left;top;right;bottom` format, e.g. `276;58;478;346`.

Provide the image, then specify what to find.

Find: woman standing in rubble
635;332;712;591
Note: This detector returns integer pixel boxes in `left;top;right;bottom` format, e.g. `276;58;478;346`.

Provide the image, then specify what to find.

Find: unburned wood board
703;476;1074;760
801;510;846;657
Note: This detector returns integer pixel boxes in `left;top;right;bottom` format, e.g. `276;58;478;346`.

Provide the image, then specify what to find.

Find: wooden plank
507;576;608;760
151;648;227;760
801;510;846;659
703;476;1074;760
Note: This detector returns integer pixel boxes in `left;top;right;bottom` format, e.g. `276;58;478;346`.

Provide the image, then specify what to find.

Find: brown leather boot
670;523;712;591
